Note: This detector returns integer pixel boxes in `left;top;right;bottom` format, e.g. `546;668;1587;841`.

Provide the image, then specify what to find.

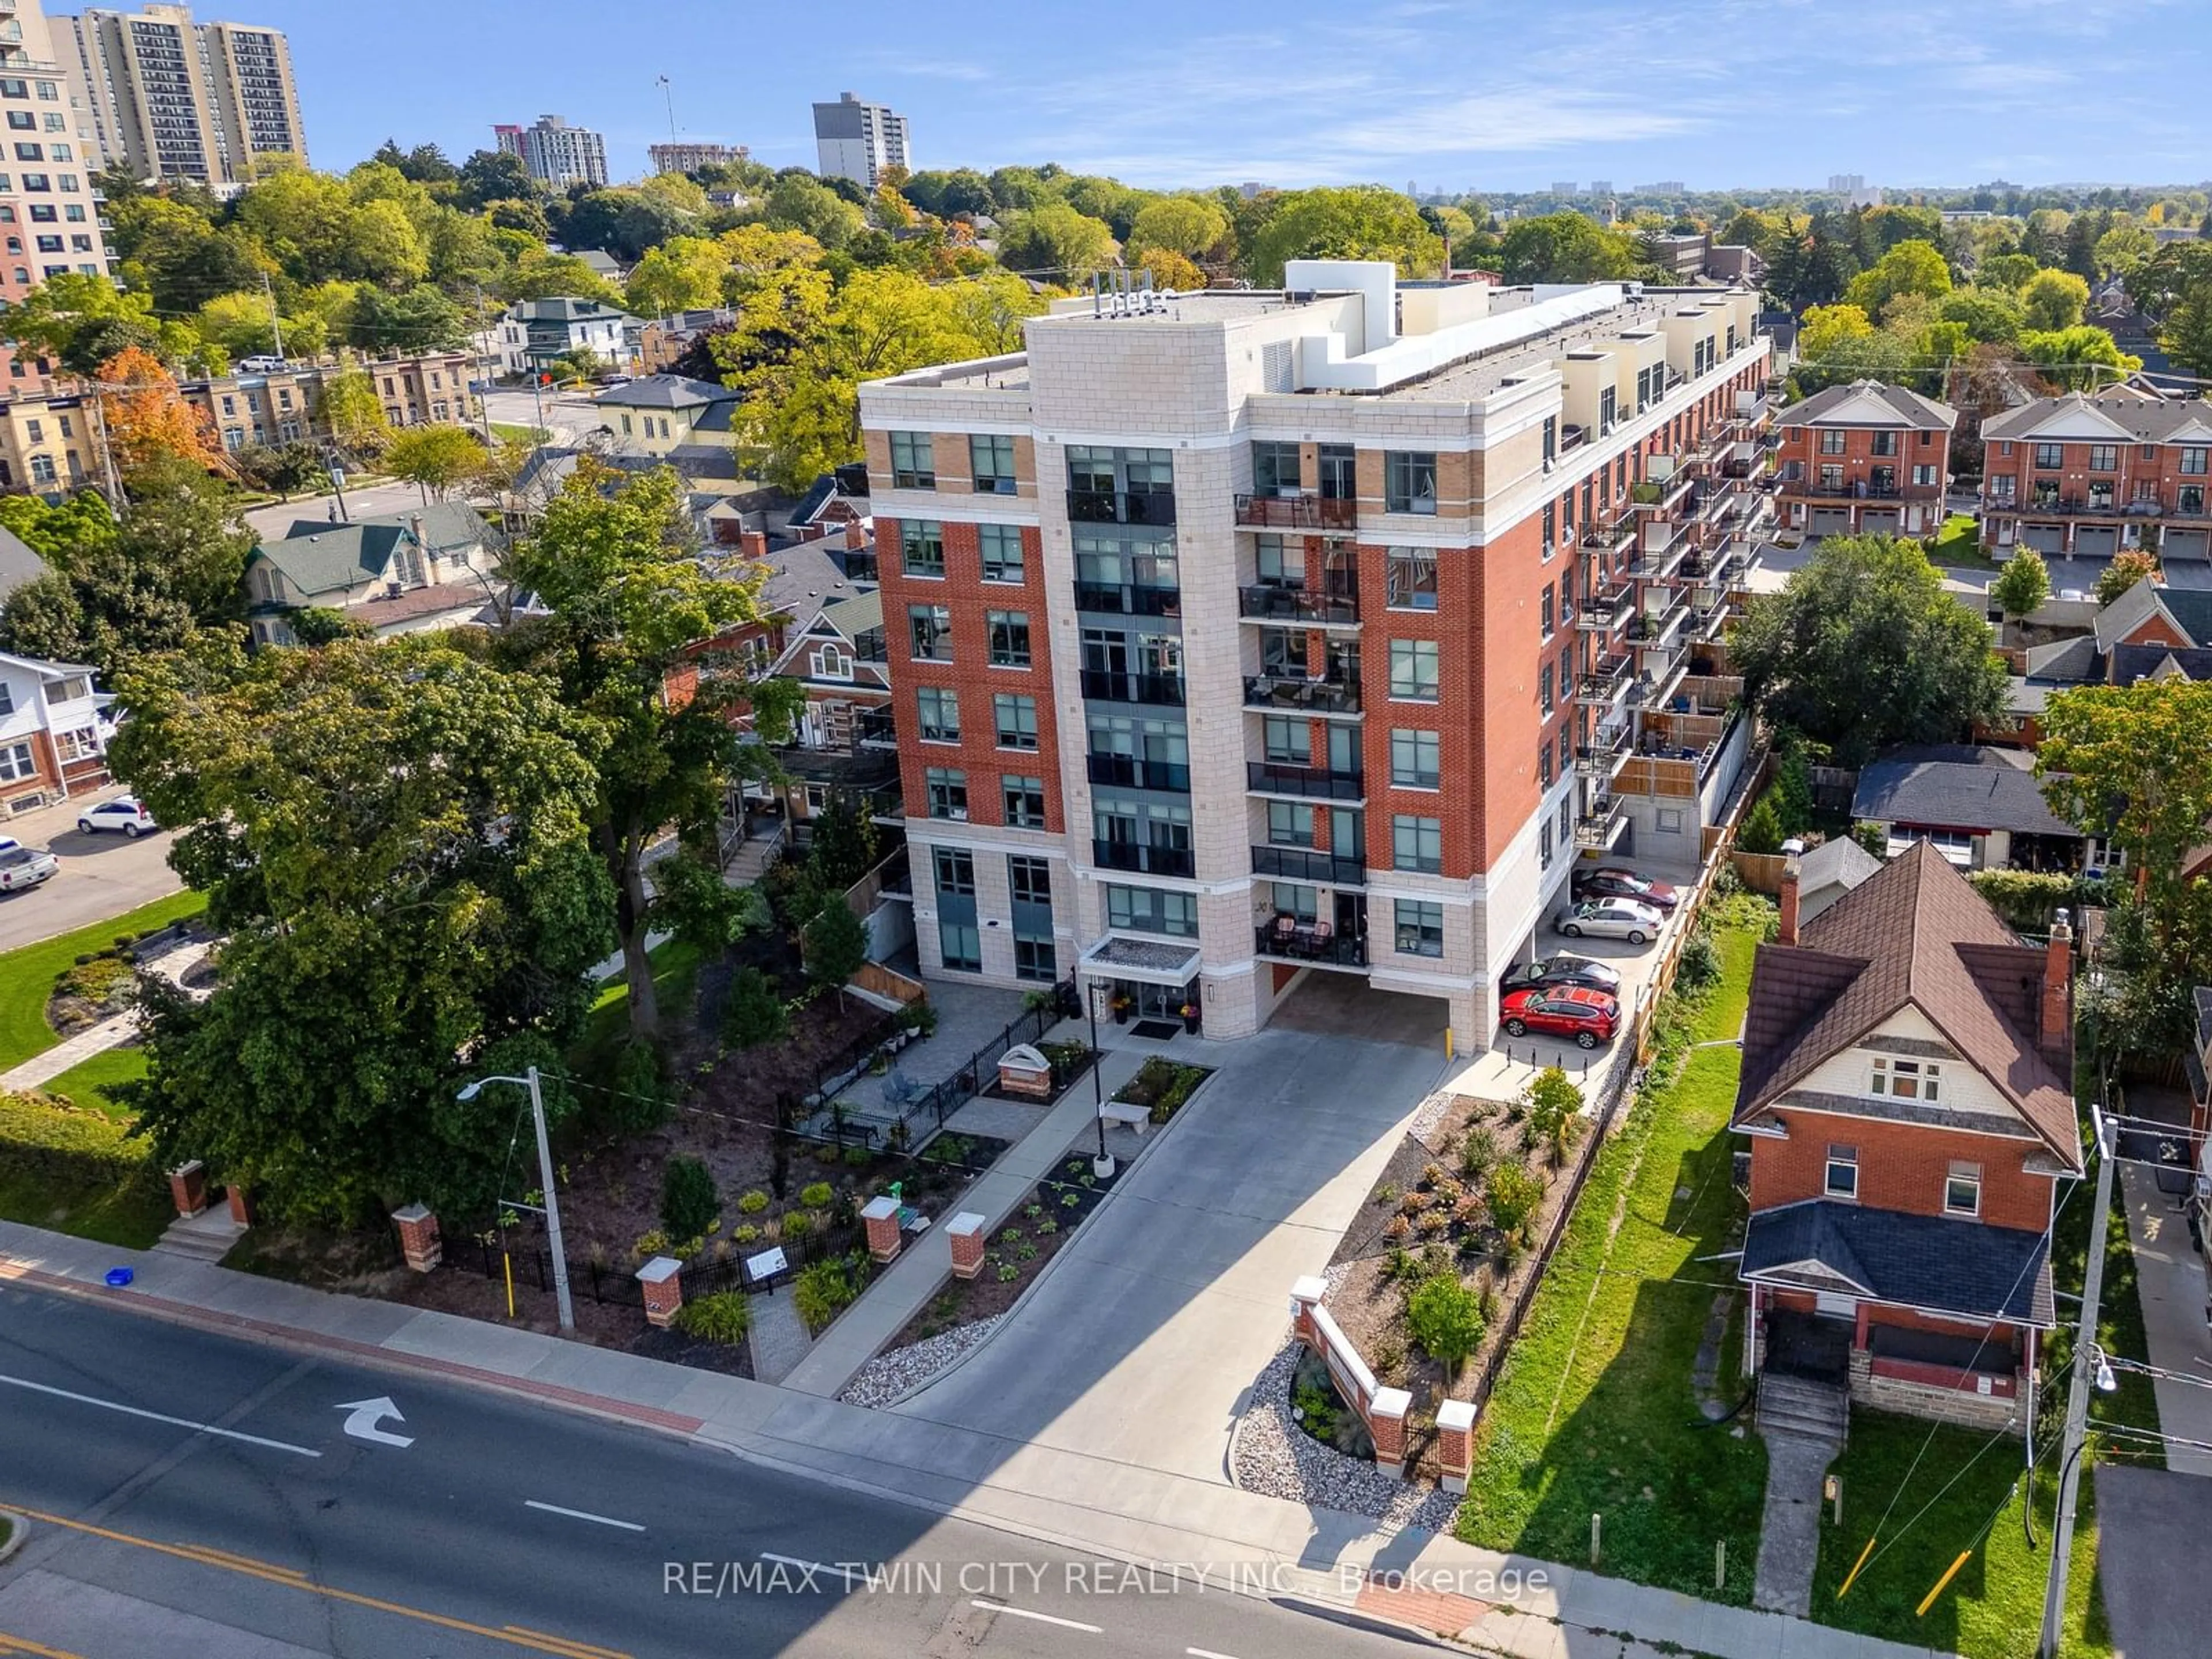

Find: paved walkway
2119;1160;2212;1475
747;1285;812;1385
0;1218;1946;1659
0;939;211;1093
1752;1430;1835;1616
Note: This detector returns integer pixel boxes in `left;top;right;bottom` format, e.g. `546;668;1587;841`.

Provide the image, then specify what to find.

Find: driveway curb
0;1509;28;1565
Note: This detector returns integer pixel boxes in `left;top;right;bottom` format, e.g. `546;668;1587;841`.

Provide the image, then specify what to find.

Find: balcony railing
1081;669;1185;706
1782;480;1908;499
1582;521;1637;552
1579;655;1634;700
1244;673;1363;714
1574;725;1631;777
1234;493;1357;531
1247;760;1365;800
1251;844;1366;885
855;709;897;748
1093;839;1196;878
1087;753;1190;793
1253;923;1370;967
1074;581;1181;617
1578;584;1633;631
1574;793;1627;849
1239;584;1359;625
1067;487;1177;527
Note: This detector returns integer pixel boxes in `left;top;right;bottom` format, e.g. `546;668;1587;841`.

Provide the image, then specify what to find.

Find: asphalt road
0;1283;1433;1659
479;387;609;449
0;789;181;953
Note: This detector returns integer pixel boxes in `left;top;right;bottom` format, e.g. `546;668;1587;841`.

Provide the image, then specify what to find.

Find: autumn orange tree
96;346;232;479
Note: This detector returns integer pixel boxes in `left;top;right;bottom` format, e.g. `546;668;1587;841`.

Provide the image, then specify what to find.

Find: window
1012;937;1055;980
916;686;960;743
1266;800;1315;846
1869;1056;1940;1101
1009;855;1051;907
1539;820;1555;869
924;767;968;819
2088;445;2118;472
939;918;982;972
979;523;1024;582
1385;546;1437;610
27;453;53;484
2183;447;2209;476
889;430;934;488
994;692;1039;750
1539;662;1555;717
2033;442;2063;470
811;642;851;681
1105;884;1197;937
0;738;32;780
1911;464;1937;487
1869;430;1897;457
1541;414;1557;464
1391;729;1440;788
11;143;38;161
1656;807;1685;832
1394;899;1444;957
1003;775;1047;828
969;432;1016;493
908;603;952;661
1272;882;1319;922
1944;1162;1982;1217
1317;442;1355;499
987;609;1031;667
1541;500;1556;559
1389;639;1438;700
1540;583;1555;638
1385;450;1438;514
899;519;944;578
1392;814;1442;873
1262;715;1309;765
933;846;977;896
1537;740;1553;789
1818;429;1846;455
1988;474;2016;502
2;114;26;132
1819;463;1844;491
1824;1145;1858;1201
1251;439;1301;496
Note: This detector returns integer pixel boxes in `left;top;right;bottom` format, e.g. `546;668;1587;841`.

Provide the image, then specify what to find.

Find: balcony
1253;922;1370;968
1074;581;1181;618
1781;479;1907;500
1574;792;1628;850
1239;584;1359;626
1244;673;1363;715
1081;669;1185;707
1093;839;1196;878
1234;493;1357;531
1627;592;1690;649
1578;583;1633;631
1087;753;1191;793
1627;647;1691;714
1578;655;1634;702
1251;844;1366;885
1247;760;1365;801
1582;521;1637;553
1632;469;1695;514
854;708;897;748
1575;724;1631;778
1067;487;1177;527
1688;600;1730;641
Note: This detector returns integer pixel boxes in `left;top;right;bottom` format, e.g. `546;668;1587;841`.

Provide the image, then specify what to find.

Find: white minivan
238;354;289;374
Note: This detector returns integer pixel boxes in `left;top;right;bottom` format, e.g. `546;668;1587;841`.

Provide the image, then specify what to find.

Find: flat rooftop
1388;294;1703;403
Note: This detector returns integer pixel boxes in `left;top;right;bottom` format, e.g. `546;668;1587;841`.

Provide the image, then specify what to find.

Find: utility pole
469;283;497;446
2038;1107;2115;1659
261;271;286;363
524;1065;575;1333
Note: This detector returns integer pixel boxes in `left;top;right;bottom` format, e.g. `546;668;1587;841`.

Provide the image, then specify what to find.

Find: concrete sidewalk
0;1218;1946;1659
2119;1161;2212;1475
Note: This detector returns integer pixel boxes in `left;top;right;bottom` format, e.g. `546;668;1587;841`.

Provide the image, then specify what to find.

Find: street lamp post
456;1065;574;1332
1088;982;1115;1178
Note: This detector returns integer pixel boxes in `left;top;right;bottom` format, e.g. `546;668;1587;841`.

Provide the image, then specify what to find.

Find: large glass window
994;692;1039;750
970;432;1016;493
1386;547;1437;610
933;847;976;896
925;767;967;819
899;520;944;578
1391;729;1440;788
1393;900;1444;957
1388;639;1439;700
1266;801;1315;846
1824;1145;1858;1200
1009;855;1051;907
979;524;1024;582
939;918;981;971
1003;775;1047;827
1384;450;1438;514
916;685;960;743
1392;815;1442;873
1316;443;1355;499
1262;715;1309;764
1105;885;1198;937
1252;440;1302;496
908;604;952;661
889;430;935;488
987;610;1031;666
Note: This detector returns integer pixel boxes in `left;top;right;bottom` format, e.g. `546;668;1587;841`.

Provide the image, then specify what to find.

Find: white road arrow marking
335;1396;414;1448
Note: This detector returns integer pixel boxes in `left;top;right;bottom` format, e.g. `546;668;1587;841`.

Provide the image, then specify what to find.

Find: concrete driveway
2092;1464;2212;1659
0;788;180;951
893;1021;1445;1483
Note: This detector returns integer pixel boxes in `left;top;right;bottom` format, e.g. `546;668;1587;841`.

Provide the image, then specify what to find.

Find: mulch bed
886;1152;1122;1347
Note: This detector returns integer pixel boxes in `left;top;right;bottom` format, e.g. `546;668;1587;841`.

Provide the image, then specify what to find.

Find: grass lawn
1928;513;1995;569
1456;902;1772;1602
490;422;550;445
573;936;705;1074
0;1090;171;1249
0;892;206;1072
37;1045;147;1120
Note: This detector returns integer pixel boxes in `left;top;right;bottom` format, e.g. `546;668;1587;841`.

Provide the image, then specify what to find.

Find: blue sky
249;0;2211;192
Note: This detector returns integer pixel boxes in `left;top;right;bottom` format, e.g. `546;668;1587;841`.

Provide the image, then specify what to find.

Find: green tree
624;236;731;315
2161;279;2212;378
234;440;327;502
1797;301;1876;361
1737;794;1785;855
108;633;613;1221
351;285;469;352
1937;286;2024;344
1732;534;2010;766
2094;547;2160;605
804;896;869;1010
2019;324;2139;391
456;148;537;213
1992;548;2051;619
381;424;488;502
1520;1066;1585;1164
1245;186;1442;286
994;202;1118;280
1978;253;2041;293
1484;1164;1546;1244
1494;213;1649;283
660;1154;719;1244
2039;679;2212;906
1124;195;1229;260
1843;238;1952;317
498;464;782;1045
1406;1273;1486;1378
2020;267;2090;331
721;965;790;1050
317;359;390;459
762;174;865;251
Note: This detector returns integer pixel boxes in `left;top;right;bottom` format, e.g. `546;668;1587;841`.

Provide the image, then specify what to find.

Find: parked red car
1499;984;1620;1050
1571;865;1680;911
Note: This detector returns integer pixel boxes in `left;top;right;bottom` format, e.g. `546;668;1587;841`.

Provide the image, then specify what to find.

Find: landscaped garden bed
1107;1056;1213;1124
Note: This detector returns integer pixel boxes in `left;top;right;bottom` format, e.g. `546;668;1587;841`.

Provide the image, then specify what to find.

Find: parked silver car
0;844;58;892
1559;896;1666;946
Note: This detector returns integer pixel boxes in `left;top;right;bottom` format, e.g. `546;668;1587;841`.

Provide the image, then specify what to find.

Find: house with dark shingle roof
244;503;502;647
1732;840;2082;1433
590;374;743;462
1850;744;2086;871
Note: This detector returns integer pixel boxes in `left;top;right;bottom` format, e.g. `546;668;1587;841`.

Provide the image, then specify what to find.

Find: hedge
0;1088;151;1187
1965;869;2107;933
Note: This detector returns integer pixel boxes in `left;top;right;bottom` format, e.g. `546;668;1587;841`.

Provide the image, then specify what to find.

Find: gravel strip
837;1315;1006;1408
1231;1341;1460;1532
1405;1088;1455;1148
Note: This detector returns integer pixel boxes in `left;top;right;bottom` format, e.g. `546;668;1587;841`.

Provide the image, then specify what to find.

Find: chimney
2042;910;2073;1055
1777;838;1804;946
738;529;768;559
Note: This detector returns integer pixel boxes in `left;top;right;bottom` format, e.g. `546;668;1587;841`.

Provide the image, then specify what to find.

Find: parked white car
1559;896;1666;945
0;844;57;891
77;796;156;838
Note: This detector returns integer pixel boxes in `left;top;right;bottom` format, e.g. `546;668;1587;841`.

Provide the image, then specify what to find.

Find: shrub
793;1255;867;1334
897;999;938;1037
603;1039;670;1131
631;1228;671;1259
842;1146;870;1168
1521;1066;1585;1163
737;1190;770;1214
1374;1183;1398;1205
799;1181;834;1210
1415;1209;1451;1236
1421;1161;1446;1187
1485;1164;1547;1243
1382;1213;1412;1241
1406;1272;1486;1377
1676;925;1721;993
659;1156;719;1245
732;1224;760;1246
1294;1376;1338;1440
1458;1125;1498;1182
674;1290;752;1344
1738;794;1784;855
721;966;790;1050
1035;1217;1057;1235
1851;819;1889;859
1383;1244;1420;1283
998;1225;1022;1244
997;1262;1020;1282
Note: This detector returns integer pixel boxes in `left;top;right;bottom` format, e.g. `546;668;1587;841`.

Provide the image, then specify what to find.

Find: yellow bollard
1916;1550;1974;1618
1837;1536;1877;1600
503;1249;516;1320
1446;1027;1455;1060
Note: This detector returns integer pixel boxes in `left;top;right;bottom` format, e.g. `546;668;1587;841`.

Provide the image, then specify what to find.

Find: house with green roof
244;503;502;647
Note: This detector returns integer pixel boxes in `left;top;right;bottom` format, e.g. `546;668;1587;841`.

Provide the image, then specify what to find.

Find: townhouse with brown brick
1771;379;1955;540
1733;840;2082;1434
857;264;1774;1048
1979;390;2212;574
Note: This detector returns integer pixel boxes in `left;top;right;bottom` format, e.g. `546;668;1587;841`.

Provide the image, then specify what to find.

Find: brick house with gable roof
1732;839;2082;1432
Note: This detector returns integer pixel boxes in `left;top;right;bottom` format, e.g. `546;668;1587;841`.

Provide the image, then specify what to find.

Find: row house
759;587;901;834
1771;380;1956;540
1980;392;2212;569
0;647;107;812
858;264;1771;1047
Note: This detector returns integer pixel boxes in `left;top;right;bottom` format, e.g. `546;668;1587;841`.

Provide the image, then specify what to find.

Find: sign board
744;1245;788;1285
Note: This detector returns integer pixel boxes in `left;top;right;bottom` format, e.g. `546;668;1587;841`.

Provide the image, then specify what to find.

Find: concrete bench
1098;1099;1153;1136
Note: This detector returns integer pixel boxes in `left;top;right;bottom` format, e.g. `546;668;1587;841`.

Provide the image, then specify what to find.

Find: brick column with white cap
1435;1399;1476;1493
861;1194;902;1263
1289;1275;1328;1349
946;1211;987;1279
637;1255;683;1327
169;1160;207;1218
390;1203;441;1272
1368;1387;1412;1478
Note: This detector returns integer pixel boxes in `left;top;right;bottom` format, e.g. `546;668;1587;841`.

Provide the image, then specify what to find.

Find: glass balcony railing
1245;760;1364;800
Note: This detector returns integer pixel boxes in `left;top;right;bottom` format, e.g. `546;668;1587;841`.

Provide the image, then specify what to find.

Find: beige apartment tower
59;4;305;187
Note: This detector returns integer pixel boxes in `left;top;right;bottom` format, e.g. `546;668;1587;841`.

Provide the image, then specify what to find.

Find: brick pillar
1436;1399;1476;1495
168;1160;207;1219
390;1203;442;1272
1368;1387;1412;1479
1289;1275;1328;1350
1777;844;1802;946
225;1184;255;1226
2042;912;2073;1053
946;1211;987;1279
861;1195;902;1263
638;1255;683;1327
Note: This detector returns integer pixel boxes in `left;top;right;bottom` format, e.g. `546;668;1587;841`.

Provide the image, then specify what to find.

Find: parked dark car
1499;985;1620;1049
1571;865;1680;911
1500;953;1624;996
